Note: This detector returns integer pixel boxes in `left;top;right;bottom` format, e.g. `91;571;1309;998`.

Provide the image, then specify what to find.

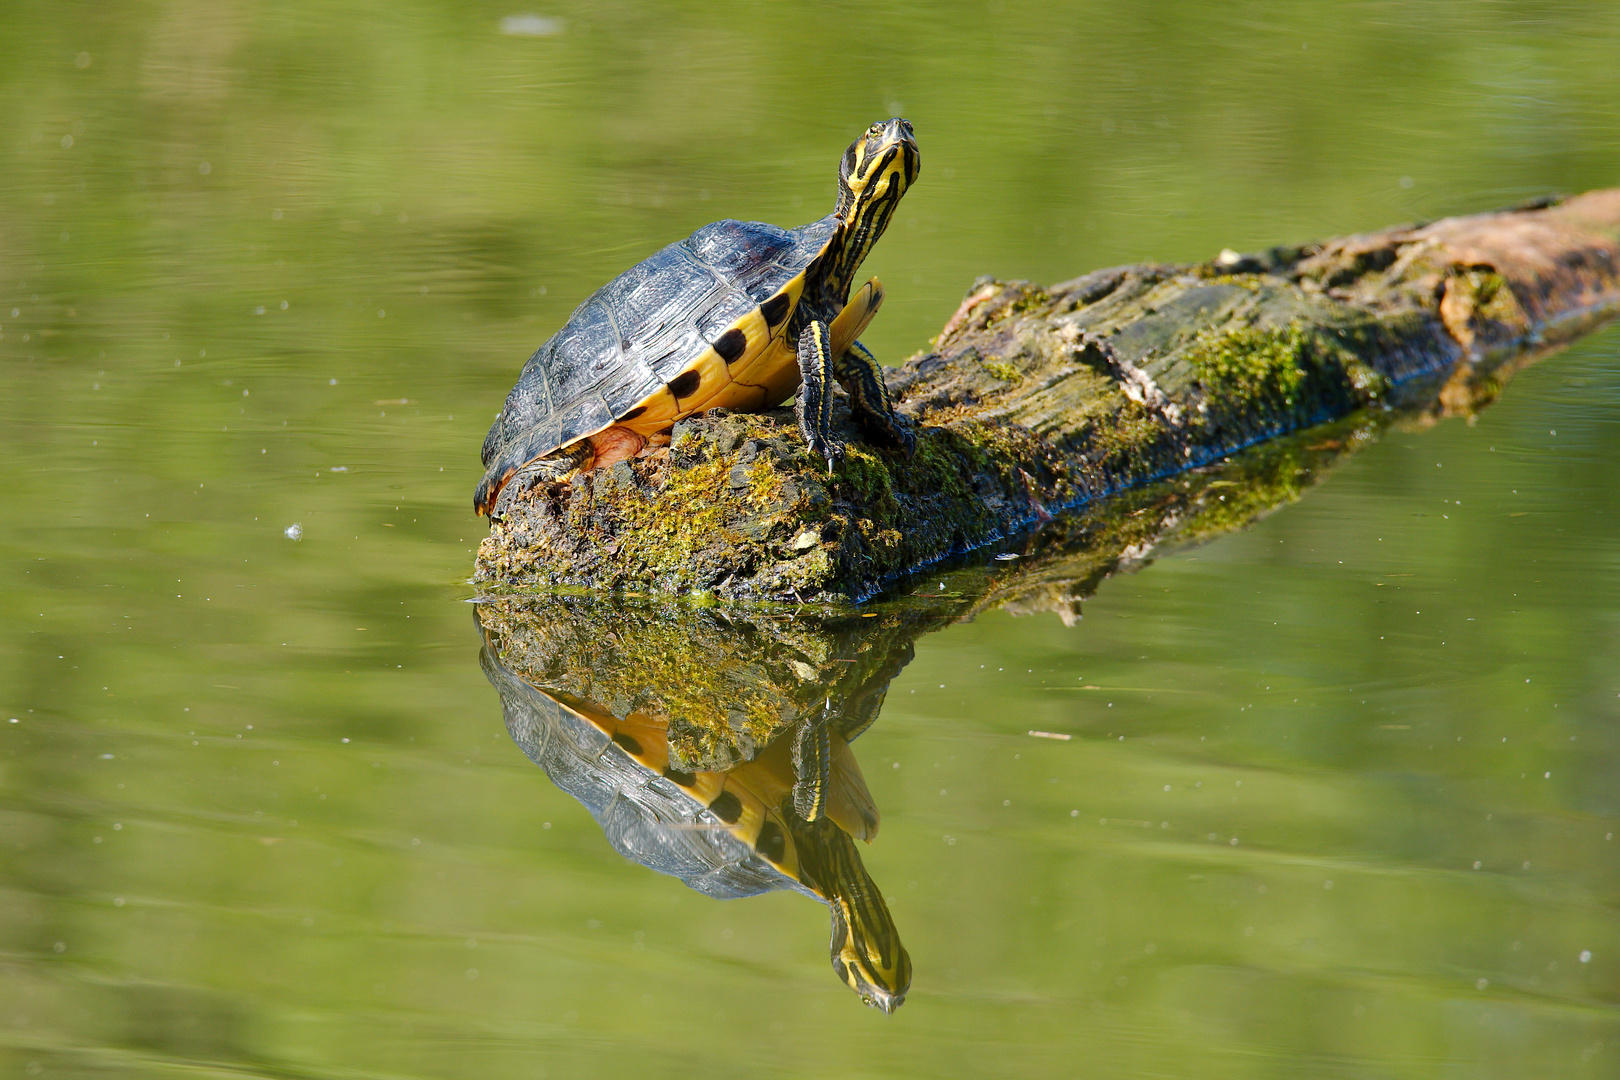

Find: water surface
3;2;1619;1077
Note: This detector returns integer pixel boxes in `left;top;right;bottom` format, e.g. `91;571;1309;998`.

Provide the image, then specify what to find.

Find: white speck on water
500;13;565;36
1476;978;1489;990
1580;950;1592;963
284;522;303;540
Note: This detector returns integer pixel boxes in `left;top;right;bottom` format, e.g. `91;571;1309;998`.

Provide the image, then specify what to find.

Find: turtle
479;626;912;1012
474;118;921;517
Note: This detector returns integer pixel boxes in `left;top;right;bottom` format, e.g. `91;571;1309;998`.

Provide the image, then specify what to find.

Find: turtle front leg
834;340;916;457
795;318;841;469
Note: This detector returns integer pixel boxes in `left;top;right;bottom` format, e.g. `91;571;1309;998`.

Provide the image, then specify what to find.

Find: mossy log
474;188;1620;603
473;409;1395;771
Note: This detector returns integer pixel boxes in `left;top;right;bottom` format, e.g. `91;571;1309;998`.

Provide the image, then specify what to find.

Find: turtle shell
478;215;839;488
482;643;819;901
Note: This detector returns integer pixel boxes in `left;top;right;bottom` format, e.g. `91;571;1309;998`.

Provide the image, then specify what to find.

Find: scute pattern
481;214;844;471
490;656;815;903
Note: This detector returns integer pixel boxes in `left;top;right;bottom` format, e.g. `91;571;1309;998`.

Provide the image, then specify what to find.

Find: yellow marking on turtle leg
793;720;879;841
795;319;840;467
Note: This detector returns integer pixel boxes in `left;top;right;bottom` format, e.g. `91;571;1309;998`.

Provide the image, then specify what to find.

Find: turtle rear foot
478;441;594;519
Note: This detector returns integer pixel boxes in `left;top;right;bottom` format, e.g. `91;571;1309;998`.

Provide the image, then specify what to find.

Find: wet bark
474;188;1620;603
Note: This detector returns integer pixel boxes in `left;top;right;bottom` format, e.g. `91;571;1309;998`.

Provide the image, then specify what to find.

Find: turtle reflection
472;421;1384;1011
476;596;923;1011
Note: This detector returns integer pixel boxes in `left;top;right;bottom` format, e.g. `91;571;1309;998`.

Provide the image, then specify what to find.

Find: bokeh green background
2;1;1618;1077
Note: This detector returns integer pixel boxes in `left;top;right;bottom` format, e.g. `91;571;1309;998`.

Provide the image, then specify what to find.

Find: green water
4;1;1620;1076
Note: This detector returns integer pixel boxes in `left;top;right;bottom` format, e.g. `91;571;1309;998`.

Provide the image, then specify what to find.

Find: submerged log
474;189;1620;603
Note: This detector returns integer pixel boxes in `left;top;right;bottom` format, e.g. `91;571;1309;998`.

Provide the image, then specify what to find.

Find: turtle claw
805;434;843;473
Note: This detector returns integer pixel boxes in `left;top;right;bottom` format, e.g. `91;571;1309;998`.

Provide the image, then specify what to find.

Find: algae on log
474;188;1620;603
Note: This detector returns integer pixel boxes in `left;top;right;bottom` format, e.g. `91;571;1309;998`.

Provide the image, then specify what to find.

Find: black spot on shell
668;369;702;399
714;327;747;364
612;733;642;756
760;292;792;326
619;405;648;421
709;789;743;824
664;767;695;787
757;819;787;863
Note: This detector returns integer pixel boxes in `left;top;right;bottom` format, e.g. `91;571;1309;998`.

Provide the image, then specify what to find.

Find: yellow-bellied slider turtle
474;118;920;517
480;637;911;1012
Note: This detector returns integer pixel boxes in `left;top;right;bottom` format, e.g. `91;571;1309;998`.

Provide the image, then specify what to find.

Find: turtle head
829;890;913;1014
836;118;920;220
824;118;920;296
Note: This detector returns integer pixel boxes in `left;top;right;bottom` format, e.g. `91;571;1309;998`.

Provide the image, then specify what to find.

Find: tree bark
473;189;1620;603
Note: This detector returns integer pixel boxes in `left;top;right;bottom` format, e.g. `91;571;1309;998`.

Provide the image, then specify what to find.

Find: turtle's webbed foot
855;409;917;458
